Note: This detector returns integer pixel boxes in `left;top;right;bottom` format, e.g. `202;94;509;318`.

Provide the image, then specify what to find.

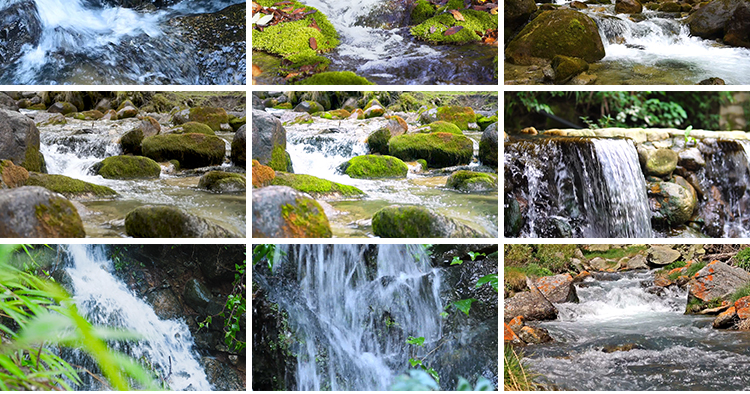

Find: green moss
92;155;162;179
389;132;473;167
21;144;45;173
272;103;293;110
371;205;435;238
280;198;332;238
271;172;364;197
411;0;437;24
198;170;247;192
177;121;215;135
445;170;498;191
141;133;226;168
188;107;228;131
228;116;246;131
27;103;46;111
417;159;428;170
366;128;391;155
267;144;293;172
477;114;498;130
285;52;331;72
296;71;374;85
34;197;86;237
25;173;117;198
323;109;351;119
425;120;463;135
343;155;408;179
436;106;476;130
410;9;497;44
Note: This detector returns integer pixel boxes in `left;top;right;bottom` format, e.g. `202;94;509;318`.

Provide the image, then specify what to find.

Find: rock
0;186;85;237
385;115;408;135
505;0;539;34
24;173;117;198
724;2;750;47
184;278;213;311
294;101;324;114
647;245;681;266
674;175;698;207
92;155;161;179
142;133;226;168
421;121;463;135
0;108;45;172
125;205;235;238
0;159;29;188
0;93;19;111
504;322;522;344
685;0;743;39
504;197;523;237
622;254;649;270
534;274;578;303
271;172;363;198
436;106;476;130
120;128;144;155
252;160;275;188
479;123;498;167
231;124;246;168
101;109;118;120
419;107;438;124
445;170;498;192
366;128;391;155
736;296;750;320
505;10;606;65
174;121;215;135
688;260;750;302
504;290;558;322
371;205;485;238
698;77;726;85
251;186;332;238
252;110;292;172
389;132;473;168
116;105;138;119
228;115;246;131
518;326;554;344
139;116;161;138
570;1;588;8
552;55;589;83
588;257;612;271
189;107;229;131
202;357;245;391
678;148;705;170
658;1;681;11
47;101;77;115
615;0;643;13
639;148;678;177
648;181;696;227
198;171;246;192
338;155;408;179
364;105;385;119
587;244;611;252
0;1;42;68
410;8;498;44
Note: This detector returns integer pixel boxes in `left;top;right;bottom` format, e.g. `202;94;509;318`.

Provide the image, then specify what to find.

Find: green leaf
476;274;498;292
409;358;422;367
439;312;448;318
452;299;476;316
474;376;494;391
450;256;463;266
456;377;472;391
467;252;485;261
406;336;425;346
424;367;439;385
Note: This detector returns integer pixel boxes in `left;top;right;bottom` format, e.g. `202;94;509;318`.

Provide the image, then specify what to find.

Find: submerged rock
252;186;332;238
371;205;484;238
125;205;235;238
0;186;85;237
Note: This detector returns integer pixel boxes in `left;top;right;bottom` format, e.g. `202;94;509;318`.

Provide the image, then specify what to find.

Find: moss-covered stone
411;0;437;24
296;71;375;85
350;108;365;120
27;103;46;111
272;103;293;110
552;55;589;83
141;133;226;168
366;128;391;155
252;185;332;237
47;101;78;115
267;144;294;172
371;205;483;238
0;159;29;188
410;9;498;44
425;120;463;135
189;107;229;131
21;143;46;173
120;128;144;155
417;159;428;171
445;170;498;192
252;159;276;188
293;100;325;114
321;109;351;119
92;155;162;179
198;170;246;192
271;172;363;197
74;110;104;120
281;198;332;237
389;132;473;167
175;121;216;135
340;155;408;179
229;116;247;131
24;173;117;198
125;205;235;238
436;106;476;130
477;114;498;130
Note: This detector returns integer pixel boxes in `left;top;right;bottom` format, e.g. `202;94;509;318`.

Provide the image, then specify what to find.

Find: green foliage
406;336;425;347
450;256;463;266
199;256;247;353
731;282;750;303
735;247;750;271
504;344;538;391
253;244;279;273
476;274;498;292
468;251;485;261
452;298;477;316
581;245;647;260
659;260;687;273
685;262;706;278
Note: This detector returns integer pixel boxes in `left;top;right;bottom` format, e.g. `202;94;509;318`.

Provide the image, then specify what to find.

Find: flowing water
293;0;497;85
525;271;750;390
504;136;652;238
0;0;244;84
35;115;246;237
281;112;498;237
63;244;211;390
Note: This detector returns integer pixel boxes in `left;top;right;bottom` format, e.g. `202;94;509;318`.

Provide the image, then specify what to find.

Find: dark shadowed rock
125;205;236;238
0;186;85;237
0;108;45;172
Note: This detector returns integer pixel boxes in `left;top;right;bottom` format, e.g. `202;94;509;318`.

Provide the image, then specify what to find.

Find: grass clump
734;247;750;271
731;282;750;303
582;245;647;260
504;344;539;391
685;261;706;278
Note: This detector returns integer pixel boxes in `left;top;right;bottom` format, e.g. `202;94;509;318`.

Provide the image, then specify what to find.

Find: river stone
46;101;77;115
647;246;681;266
504;197;523;237
0;108;45;172
0;186;85;237
125;205;235;238
518;326;554;344
479;123;498;167
685;0;743;39
366;128;391;155
189;107;229;131
252;110;293;172
622;254;648;270
534;274;578;303
552;55;589;83
0;92;18;111
724;2;750;47
252;186;332;238
371;205;485;238
419;107;438;124
445;170;498;192
120;128;144;155
389;132;473;168
713;306;738;328
504;322;522;344
688;260;750;302
294;101;324;114
117;105;138;119
588;257;612;271
198;171;246;192
736;296;750;320
648;181;696;226
92;155;161;179
252;94;264;110
231;124;246;168
142;133;226;169
678;148;705;170
252;160;275;188
0;159;28;188
339;155;408;179
674;175;698;207
364;105;385;119
139;116;161;137
0;1;42;69
184;278;213;311
700;185;726;237
615;0;643;13
505;0;538;35
24;173;118;198
504;289;558;322
640;148;678;177
504;10;606;65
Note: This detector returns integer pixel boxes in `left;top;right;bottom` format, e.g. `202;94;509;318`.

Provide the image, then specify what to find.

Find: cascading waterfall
505;137;652;238
63;245;211;391
258;244;443;390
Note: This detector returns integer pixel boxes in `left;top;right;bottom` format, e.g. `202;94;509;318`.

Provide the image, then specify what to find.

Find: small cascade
40;129;122;179
505;136;652;238
64;245;211;391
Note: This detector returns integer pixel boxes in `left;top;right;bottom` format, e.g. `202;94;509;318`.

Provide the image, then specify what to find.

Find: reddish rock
688;260;750;302
735;296;750;320
534;273;578;303
518;326;554;344
508;316;524;333
712;306;737;328
573;270;591;283
504;322;520;342
739;319;750;330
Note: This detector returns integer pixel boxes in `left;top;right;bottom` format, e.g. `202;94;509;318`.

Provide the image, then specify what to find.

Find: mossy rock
91;155;161;179
321;109;351;119
175;121;216;135
366;128;391;155
74;110;104;120
0;159;29;188
293;100;325;114
410;9;498;44
417;159;428;171
296;71;374;85
505;9;606;65
271;172;363;197
120;128;144;155
552;55;589;83
117;99;136;111
252;185;332;238
436;106;476;130
27;103;47;111
198;170;246;192
389;132;473;167
142;133;226;168
445;170;498;192
24;173;117;198
411;0;437;24
125;205;235;238
477;114;498;130
339;155;408;179
189;107;229;131
47;101;78;115
0;186;85;237
371;205;484;238
425;120;463;135
267;144;294;172
272;103;293;110
252;159;276;187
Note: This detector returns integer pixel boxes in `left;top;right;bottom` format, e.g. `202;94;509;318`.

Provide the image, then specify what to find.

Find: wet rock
231;124;246;168
366;128;391;155
616;0;643;13
120;128;144;155
552;55;589;83
0;159;28;188
0;186;85;237
479;123;498;167
271;172;363;198
518;325;554;344
504;197;523;237
700;185;726;237
116;105;138;119
688;260;750;302
198;171;246;192
202;357;245;391
621;254;649;270
698;77;726;85
184;278;212;311
25;173;118;198
389;132;473;168
602;343;640;352
0;108;45;172
294;101;324;114
385;115;408;135
0;1;42;68
678;148;705;170
534;274;578;303
92;155;161;179
504;289;558;322
338;155;408;179
445;170;498;192
125;205;235;238
139;116;161;138
371;205;485;238
648;181;695;227
419;107;438;124
364;105;385;119
647;245;681;266
712;306;738;328
101;109;118;120
145;287;182;320
47;101;77;115
724;2;750;47
251;186;332;238
685;0;743;39
505;0;538;35
658;1;681;11
736;296;750;320
639;148;678;177
142;133;226;168
504;322;523;344
252;110;293;172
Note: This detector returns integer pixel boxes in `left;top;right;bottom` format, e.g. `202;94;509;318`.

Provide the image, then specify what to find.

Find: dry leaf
252;1;261;13
449;9;465;21
490;6;498;14
444;25;464;36
252;64;262;77
282;6;294;12
274;1;292;5
429;26;437;34
310;37;318;50
300;64;317;72
309;17;321;31
284;72;300;80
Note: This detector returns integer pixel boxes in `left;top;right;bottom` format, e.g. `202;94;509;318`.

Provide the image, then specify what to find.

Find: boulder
0;186;85;237
479;123;498;167
647;245;681;266
120;128;144;155
92;155;161;179
252;110;292;172
713;306;738;328
424;121;462;135
371;205;485;238
271;172;363;198
622;254;649;270
198;171;246;192
173;121;215;135
0;159;29;188
231;124;246;167
724;2;750;47
338;155;408;179
419;107;439;124
0;1;42;68
0;108;45;172
505;0;539;35
504;290;558;322
685;0;743;39
534;274;578;303
552;55;589;83
139;116;161;138
385;115;408;135
615;0;643;13
24;173;117;198
252;160;275;188
389;132;473;168
688;260;750;302
141;133;226;168
251;186;332;238
588;256;612;271
189;107;229;131
116;105;138;119
640;148;678;177
293;101;324;114
445;170;498;192
364;105;385;119
366;128;391;155
648;181;696;226
47;101;77;115
678;148;705;171
436;106;476;130
125;205;235;238
505;10;605;65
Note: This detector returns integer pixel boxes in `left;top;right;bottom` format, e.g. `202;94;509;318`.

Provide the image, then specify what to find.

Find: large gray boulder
647;245;681;266
0;1;42;68
0;186;85;237
252;186;332;238
504;287;558;322
534;274;578;303
252;110;292;172
688;260;750;301
0;108;45;172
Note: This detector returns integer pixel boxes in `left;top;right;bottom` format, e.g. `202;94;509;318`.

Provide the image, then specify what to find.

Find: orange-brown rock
534;273;578;303
252;159;275;188
735;296;750;320
712;306;737;329
688;260;750;302
509;316;524;333
518;326;554;344
573;270;591;283
504;322;521;343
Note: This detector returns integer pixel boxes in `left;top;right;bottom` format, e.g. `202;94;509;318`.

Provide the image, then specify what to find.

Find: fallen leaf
310;37;318;50
309;17;321;31
444;25;464;36
282;6;294;12
274;1;292;5
449;9;465;21
429;26;437;34
252;64;262;76
252;1;261;13
490;6;498;14
284;72;300;80
300;64;317;72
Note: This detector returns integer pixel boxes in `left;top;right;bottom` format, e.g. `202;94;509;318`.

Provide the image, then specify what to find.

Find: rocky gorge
251;91;498;238
0;91;246;238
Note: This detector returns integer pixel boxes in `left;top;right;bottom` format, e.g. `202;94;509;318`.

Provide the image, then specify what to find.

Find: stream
277;109;498;238
292;0;497;85
0;0;244;84
35;114;246;238
525;270;750;390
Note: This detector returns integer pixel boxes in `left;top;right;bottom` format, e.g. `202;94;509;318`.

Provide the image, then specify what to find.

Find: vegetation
685;262;706;278
731;282;750;303
504;344;539;391
581;245;647;260
734;247;750;271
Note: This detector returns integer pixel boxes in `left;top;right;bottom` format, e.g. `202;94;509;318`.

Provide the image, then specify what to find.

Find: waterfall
64;245;211;391
259;244;443;390
505;137;652;238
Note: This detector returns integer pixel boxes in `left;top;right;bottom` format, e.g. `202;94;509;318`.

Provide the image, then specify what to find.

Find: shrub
735;247;750;272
